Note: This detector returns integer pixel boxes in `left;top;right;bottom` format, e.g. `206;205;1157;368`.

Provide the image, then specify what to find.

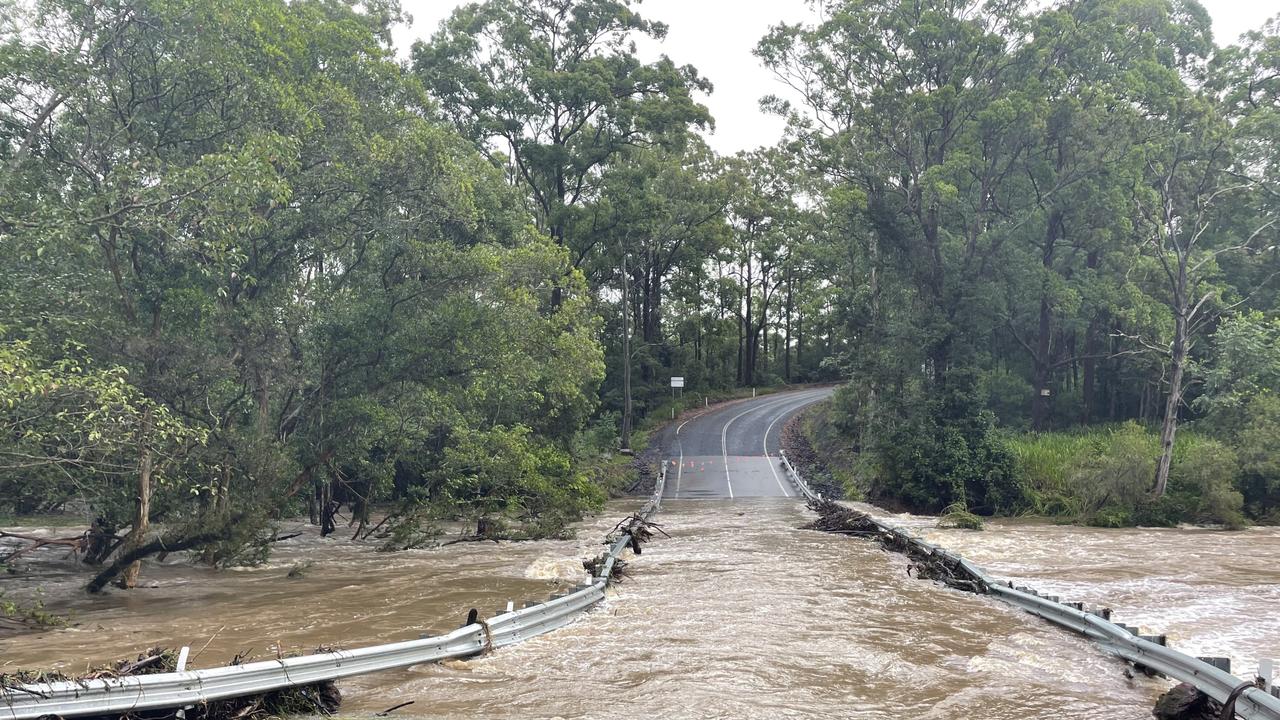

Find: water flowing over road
2;390;1276;719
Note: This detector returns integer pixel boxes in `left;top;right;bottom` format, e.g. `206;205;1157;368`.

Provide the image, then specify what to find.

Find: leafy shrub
1169;436;1245;528
1232;395;1280;519
872;380;1027;515
1069;422;1155;519
937;502;985;530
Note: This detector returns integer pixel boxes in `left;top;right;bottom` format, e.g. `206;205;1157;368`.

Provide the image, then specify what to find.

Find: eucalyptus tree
723;148;799;387
990;0;1223;429
759;0;1037;387
413;0;712;307
1131;93;1277;497
594;140;731;441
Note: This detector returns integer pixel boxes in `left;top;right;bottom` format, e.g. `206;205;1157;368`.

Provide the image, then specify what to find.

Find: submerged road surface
660;387;833;499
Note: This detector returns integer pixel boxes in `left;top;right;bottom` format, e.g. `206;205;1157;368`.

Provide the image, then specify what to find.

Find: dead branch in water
609;513;668;547
0;530;86;562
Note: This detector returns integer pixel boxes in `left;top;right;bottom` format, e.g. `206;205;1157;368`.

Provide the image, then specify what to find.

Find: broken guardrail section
0;467;667;720
778;450;1280;720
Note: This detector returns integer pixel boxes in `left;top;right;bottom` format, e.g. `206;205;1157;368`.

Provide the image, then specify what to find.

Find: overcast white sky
392;0;1278;155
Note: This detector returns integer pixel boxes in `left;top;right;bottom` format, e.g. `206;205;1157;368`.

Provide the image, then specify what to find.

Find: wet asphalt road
660;387;834;499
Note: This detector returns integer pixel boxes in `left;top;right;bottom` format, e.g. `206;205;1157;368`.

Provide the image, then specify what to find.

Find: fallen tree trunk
0;531;86;563
86;514;245;593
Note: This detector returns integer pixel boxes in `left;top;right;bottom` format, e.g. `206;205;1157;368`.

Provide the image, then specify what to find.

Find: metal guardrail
777;450;1280;719
0;466;667;720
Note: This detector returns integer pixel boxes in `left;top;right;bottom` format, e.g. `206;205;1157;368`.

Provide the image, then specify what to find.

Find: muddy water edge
4;499;1272;719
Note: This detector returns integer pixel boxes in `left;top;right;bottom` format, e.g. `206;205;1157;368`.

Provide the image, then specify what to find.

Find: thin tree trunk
743;258;754;386
118;407;154;589
621;248;633;450
784;271;793;382
1031;211;1063;431
1153;258;1190;497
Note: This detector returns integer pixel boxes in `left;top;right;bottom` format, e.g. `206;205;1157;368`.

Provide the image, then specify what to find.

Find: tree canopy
2;0;1280;597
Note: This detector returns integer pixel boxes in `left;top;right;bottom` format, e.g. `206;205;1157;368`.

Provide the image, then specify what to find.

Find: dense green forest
1;0;1278;594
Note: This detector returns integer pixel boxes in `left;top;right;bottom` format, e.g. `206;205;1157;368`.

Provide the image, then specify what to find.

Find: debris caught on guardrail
0;647;341;720
584;510;666;582
0;465;669;720
804;498;986;594
583;553;629;582
608;514;668;551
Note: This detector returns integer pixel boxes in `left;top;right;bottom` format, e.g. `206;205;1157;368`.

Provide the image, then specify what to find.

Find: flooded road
5;498;1246;719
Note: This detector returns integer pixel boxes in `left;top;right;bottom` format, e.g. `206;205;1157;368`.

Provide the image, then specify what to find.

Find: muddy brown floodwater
3;499;1276;719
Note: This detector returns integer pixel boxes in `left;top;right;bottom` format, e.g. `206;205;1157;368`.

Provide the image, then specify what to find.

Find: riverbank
787;399;1276;529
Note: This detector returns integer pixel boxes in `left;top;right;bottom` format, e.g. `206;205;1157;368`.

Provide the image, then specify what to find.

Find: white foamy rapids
524;555;589;583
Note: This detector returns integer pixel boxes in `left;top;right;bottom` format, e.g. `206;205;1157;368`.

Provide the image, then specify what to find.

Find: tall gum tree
755;0;1036;411
413;0;713;307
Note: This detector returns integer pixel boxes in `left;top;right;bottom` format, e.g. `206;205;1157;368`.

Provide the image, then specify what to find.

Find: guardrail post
176;647;190;673
1259;659;1274;692
1198;657;1231;673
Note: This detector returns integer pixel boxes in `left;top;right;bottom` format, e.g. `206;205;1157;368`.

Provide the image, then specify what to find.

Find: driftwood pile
805;498;988;595
582;512;667;583
0;647;342;720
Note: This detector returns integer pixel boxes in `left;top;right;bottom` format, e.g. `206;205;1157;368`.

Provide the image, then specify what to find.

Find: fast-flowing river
4;390;1276;719
4;497;1277;719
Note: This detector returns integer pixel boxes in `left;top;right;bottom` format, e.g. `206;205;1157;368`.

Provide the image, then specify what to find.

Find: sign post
670;377;684;417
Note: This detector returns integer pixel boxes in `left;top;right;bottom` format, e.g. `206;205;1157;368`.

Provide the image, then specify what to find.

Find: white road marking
674;418;691;498
761;393;823;497
720;392;815;498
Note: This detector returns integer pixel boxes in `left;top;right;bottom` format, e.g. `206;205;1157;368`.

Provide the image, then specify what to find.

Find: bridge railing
0;465;667;720
777;450;1280;720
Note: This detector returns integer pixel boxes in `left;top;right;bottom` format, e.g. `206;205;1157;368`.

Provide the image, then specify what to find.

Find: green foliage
0;592;66;629
438;425;604;534
0;0;615;584
1231;394;1280;519
1197;312;1280;435
1008;423;1247;527
753;0;1279;521
0;336;205;520
937;502;985;531
869;374;1027;515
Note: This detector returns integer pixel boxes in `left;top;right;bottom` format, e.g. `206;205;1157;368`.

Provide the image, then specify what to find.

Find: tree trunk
784;271;793;382
621;248;633;450
1031;211;1063;431
118;407;154;590
1153;265;1189;497
742;259;754;386
796;309;803;371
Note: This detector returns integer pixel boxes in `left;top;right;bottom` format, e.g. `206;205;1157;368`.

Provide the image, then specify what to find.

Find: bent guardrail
778;450;1280;720
0;466;667;720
